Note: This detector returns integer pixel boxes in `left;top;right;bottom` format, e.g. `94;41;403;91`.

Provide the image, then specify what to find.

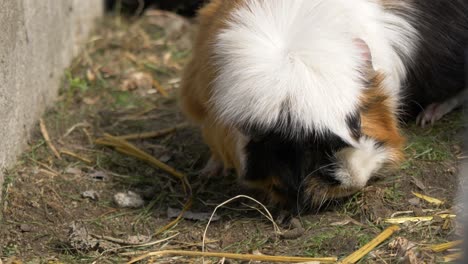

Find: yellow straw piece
127;250;338;264
60;150;93;164
428;240;463;253
412;192;444;205
340;225;400;264
443;252;463;262
384;214;456;224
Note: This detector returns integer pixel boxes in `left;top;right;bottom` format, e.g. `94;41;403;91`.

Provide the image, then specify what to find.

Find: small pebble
20;224;32;232
408;197;421;206
81;190;99;201
159;153;172;163
113;191;144;208
127;235;151;244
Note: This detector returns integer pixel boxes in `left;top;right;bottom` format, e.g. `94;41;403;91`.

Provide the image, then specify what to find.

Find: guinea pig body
179;0;468;211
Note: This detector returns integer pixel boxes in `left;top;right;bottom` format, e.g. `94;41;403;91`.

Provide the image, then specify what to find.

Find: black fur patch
243;129;348;212
386;0;468;118
346;113;362;140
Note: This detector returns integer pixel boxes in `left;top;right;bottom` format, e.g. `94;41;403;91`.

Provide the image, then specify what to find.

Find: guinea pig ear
353;38;374;71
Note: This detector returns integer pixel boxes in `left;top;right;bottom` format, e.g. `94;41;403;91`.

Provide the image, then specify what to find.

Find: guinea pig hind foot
199;156;226;178
416;88;468;128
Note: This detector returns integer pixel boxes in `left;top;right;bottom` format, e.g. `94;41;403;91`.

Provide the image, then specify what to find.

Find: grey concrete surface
0;0;103;202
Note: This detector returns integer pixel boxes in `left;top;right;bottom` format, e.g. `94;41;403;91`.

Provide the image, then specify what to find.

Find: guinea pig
179;0;468;212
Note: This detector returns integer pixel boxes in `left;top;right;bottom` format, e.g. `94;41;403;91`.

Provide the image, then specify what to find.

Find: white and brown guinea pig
179;0;468;212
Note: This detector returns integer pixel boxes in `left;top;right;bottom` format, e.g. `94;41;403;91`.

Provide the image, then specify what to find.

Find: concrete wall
0;1;103;199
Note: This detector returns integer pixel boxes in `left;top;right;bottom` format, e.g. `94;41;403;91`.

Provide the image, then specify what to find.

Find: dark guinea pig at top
179;0;468;213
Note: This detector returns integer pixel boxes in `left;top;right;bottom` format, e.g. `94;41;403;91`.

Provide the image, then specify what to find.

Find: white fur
235;131;249;175
210;0;419;145
335;137;389;188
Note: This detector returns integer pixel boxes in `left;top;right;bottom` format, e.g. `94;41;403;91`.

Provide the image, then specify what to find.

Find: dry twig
27;157;59;175
153;79;169;97
116;123;188;140
63;121;91;138
60;150;92;164
39;118;61;160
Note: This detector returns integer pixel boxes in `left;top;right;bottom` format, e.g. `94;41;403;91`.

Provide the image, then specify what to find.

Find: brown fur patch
360;72;405;164
200;117;243;173
179;0;248;173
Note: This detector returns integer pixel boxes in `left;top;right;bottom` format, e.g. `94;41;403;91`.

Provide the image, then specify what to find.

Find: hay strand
153;79;169;97
202;195;281;255
412;192;444;205
428;240;463;253
340;225;400;264
384;214;456;224
127;250;338;264
60;150;92;164
443;252;462;262
115;123;188;140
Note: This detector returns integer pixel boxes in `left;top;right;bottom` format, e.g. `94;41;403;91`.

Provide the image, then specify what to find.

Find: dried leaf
86;69;96;82
68;222;99;251
83;96;100;105
121;72;153;91
126;235;151;244
388;237;422;264
411;176;426;190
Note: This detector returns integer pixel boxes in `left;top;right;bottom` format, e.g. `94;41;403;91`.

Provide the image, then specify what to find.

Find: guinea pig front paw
199;156;226;178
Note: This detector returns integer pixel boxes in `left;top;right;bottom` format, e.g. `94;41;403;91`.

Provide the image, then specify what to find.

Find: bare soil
0;10;465;264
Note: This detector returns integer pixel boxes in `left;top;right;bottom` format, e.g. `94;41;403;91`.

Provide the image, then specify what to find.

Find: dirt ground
0;10;466;264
